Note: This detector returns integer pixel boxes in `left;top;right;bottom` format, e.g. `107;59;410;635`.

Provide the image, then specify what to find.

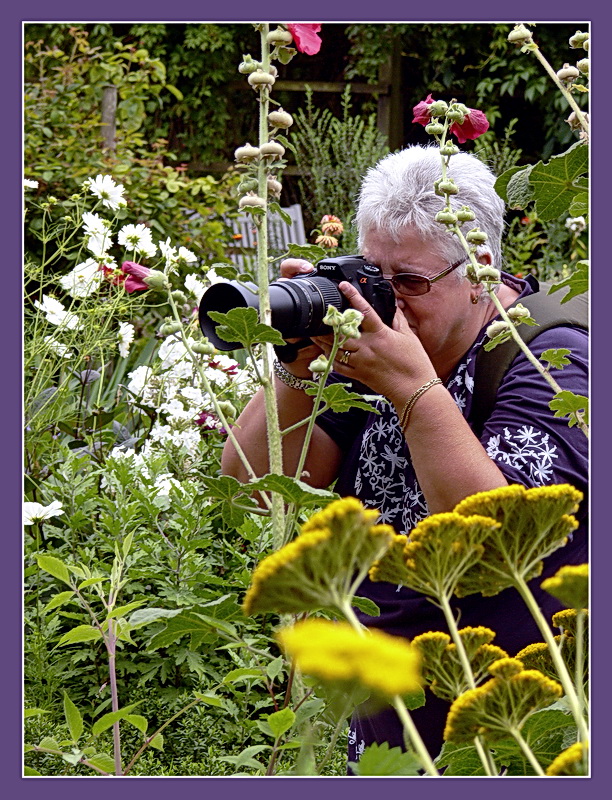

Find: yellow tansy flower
541;564;589;610
546;741;588;776
277;618;421;699
552;607;588;635
453;484;582;598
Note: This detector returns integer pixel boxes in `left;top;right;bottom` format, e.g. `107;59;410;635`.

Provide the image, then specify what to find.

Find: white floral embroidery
348;728;357;746
485;425;559;484
356;740;366;758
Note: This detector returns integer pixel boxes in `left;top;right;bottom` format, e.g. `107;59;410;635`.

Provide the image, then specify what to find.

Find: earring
471;295;479;305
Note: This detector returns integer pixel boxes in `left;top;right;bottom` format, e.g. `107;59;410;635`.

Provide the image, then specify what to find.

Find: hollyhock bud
267;177;283;197
171;290;188;304
456;206;476;222
192;340;216;355
238;177;259;193
556;64;580;83
143;270;171;291
507;303;531;323
475;265;501;282
218;400;237;418
486;320;510;338
569;31;589;49
466;228;488;244
234;143;260;163
428;100;449;117
576;58;589;75
446;108;466;124
309;355;329;373
267;27;293;46
120;261;153;293
160;321;182;336
260;140;285;158
425;122;445;135
437;179;459;195
507;24;532;45
239;193;266;209
435;210;458;225
440;141;460;156
248;69;276;89
322;305;343;327
268;108;294;128
238;55;261;74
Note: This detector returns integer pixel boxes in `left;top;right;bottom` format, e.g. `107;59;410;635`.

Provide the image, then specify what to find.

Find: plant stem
392;697;439;776
509;727;546;776
575;609;588;712
527;44;589;135
514;573;589;743
106;619;122;775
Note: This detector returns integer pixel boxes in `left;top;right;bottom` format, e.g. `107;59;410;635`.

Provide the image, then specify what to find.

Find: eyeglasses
383;257;467;297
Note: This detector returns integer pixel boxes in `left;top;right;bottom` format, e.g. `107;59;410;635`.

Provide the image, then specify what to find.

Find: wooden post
377;34;403;150
101;85;117;152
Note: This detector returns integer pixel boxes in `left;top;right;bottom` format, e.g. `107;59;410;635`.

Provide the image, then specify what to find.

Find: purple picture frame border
8;1;608;797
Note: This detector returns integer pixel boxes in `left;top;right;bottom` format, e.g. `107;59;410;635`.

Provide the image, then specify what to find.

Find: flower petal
287;24;322;55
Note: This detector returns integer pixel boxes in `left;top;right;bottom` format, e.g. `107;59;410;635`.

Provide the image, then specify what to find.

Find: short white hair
355;144;505;271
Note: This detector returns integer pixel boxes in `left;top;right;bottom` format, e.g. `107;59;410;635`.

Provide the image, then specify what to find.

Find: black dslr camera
198;255;396;358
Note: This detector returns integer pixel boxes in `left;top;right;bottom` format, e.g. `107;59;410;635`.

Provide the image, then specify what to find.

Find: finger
279;258;315;278
338;281;384;332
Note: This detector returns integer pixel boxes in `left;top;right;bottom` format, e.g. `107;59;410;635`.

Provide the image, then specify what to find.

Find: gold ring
339;350;351;366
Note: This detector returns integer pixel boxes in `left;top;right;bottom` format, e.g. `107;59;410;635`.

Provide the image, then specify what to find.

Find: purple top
316;274;588;763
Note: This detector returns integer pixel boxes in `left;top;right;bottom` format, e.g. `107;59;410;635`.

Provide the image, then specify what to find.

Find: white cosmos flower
118;223;157;258
85;174;126;210
159;237;178;265
118;321;135;358
34;295;81;329
565;216;587;234
24;500;64;525
44;336;73;358
177;247;197;264
24;179;39;189
58;259;104;298
82;211;108;236
184;273;207;301
86;229;114;257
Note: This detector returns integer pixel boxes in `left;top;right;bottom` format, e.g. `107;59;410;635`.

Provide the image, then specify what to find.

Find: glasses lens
393;275;430;296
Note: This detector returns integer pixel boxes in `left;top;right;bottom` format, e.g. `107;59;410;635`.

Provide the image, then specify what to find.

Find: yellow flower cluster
553;607;588;635
546;741;588;776
276;618;421;699
516;636;579;683
541;563;588;610
444;657;562;744
412;627;507;702
243;497;395;616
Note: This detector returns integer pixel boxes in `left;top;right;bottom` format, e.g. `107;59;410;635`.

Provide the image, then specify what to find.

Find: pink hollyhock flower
120;261;153;293
412;94;489;143
287;24;322;55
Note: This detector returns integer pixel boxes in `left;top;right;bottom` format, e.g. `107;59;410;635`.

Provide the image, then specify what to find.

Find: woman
221;145;588;761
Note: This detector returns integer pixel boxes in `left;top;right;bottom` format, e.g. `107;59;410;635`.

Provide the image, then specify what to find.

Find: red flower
412;94;489;143
287;24;322;55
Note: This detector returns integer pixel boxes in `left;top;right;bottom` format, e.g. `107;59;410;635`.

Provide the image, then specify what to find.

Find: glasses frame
385;257;467;296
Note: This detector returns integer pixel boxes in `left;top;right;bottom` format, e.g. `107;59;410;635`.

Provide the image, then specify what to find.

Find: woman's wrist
273;359;317;390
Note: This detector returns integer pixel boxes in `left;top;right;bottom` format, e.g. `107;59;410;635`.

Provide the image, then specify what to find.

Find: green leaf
122;531;134;559
23;767;42;776
43;590;76;613
38;736;60;751
223;667;265;685
435;741;487;775
569;192;588;218
491;709;577;774
350;741;421;776
539;349;572;370
402;687;426;711
207;307;285;348
286;243;326;262
125;714;148;734
266;707;296;740
548;260;588;301
37;555;72;586
58;625;103;647
495;165;533;208
107;600;146;619
86;753;115;774
77;577;105;589
149;732;164;751
193;691;224;708
247;474;338;507
274;133;296;155
63;692;83;742
266;655;284;681
91;702;144;737
127;607;183;630
219;744;269;770
530;142;589;221
164;83;183;101
24;708;51;718
306;382;378;414
147;609;235;650
549;391;588;427
269;202;292;225
351;596;380;617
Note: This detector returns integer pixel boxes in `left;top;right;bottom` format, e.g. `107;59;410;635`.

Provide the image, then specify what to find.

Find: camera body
198;255;396;351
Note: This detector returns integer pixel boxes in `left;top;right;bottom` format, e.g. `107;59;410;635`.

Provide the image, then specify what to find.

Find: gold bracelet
399;378;443;431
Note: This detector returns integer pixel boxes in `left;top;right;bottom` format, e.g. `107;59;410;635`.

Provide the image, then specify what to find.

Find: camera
198;255;396;353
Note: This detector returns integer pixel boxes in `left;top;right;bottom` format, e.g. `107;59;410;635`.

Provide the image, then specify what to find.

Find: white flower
86;230;114;257
565;216;587;233
125;365;153;399
177;247;197;264
34;295;81;329
207;268;223;284
44;336;73;358
81;212;108;236
85;174;126;210
24;500;64;525
58;258;104;298
184;273;207;301
180;386;205;407
24;179;38;189
118;223;157;258
118;321;135;358
159;237;178;265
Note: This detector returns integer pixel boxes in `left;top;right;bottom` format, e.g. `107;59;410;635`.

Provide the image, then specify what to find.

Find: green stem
528;44;589;135
392;697;439;776
510;727;546;776
575;610;588;712
514;574;589;743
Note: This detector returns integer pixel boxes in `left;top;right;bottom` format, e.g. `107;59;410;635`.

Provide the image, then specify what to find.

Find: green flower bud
144;270;171;290
507;303;531;323
322;305;343;327
425;122;445;135
259;140;285;158
437;179;459;195
446;109;466;124
456;206;476;222
171;290;188;304
435;210;458;225
475;265;501;282
569;31;589;49
508;24;532;44
309;355;329;373
239;193;266;209
160;321;182;336
238;177;259;194
428;100;449;116
192;340;216;355
267;176;283;197
466;228;488;245
268;108;294;128
583;39;589;52
340;308;364;326
234;143;261;163
556;64;580;83
576;58;589;75
267;27;293;46
238;54;261;74
248;69;276;88
440;141;460;156
339;322;361;338
486;320;510;338
218;400;237;418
